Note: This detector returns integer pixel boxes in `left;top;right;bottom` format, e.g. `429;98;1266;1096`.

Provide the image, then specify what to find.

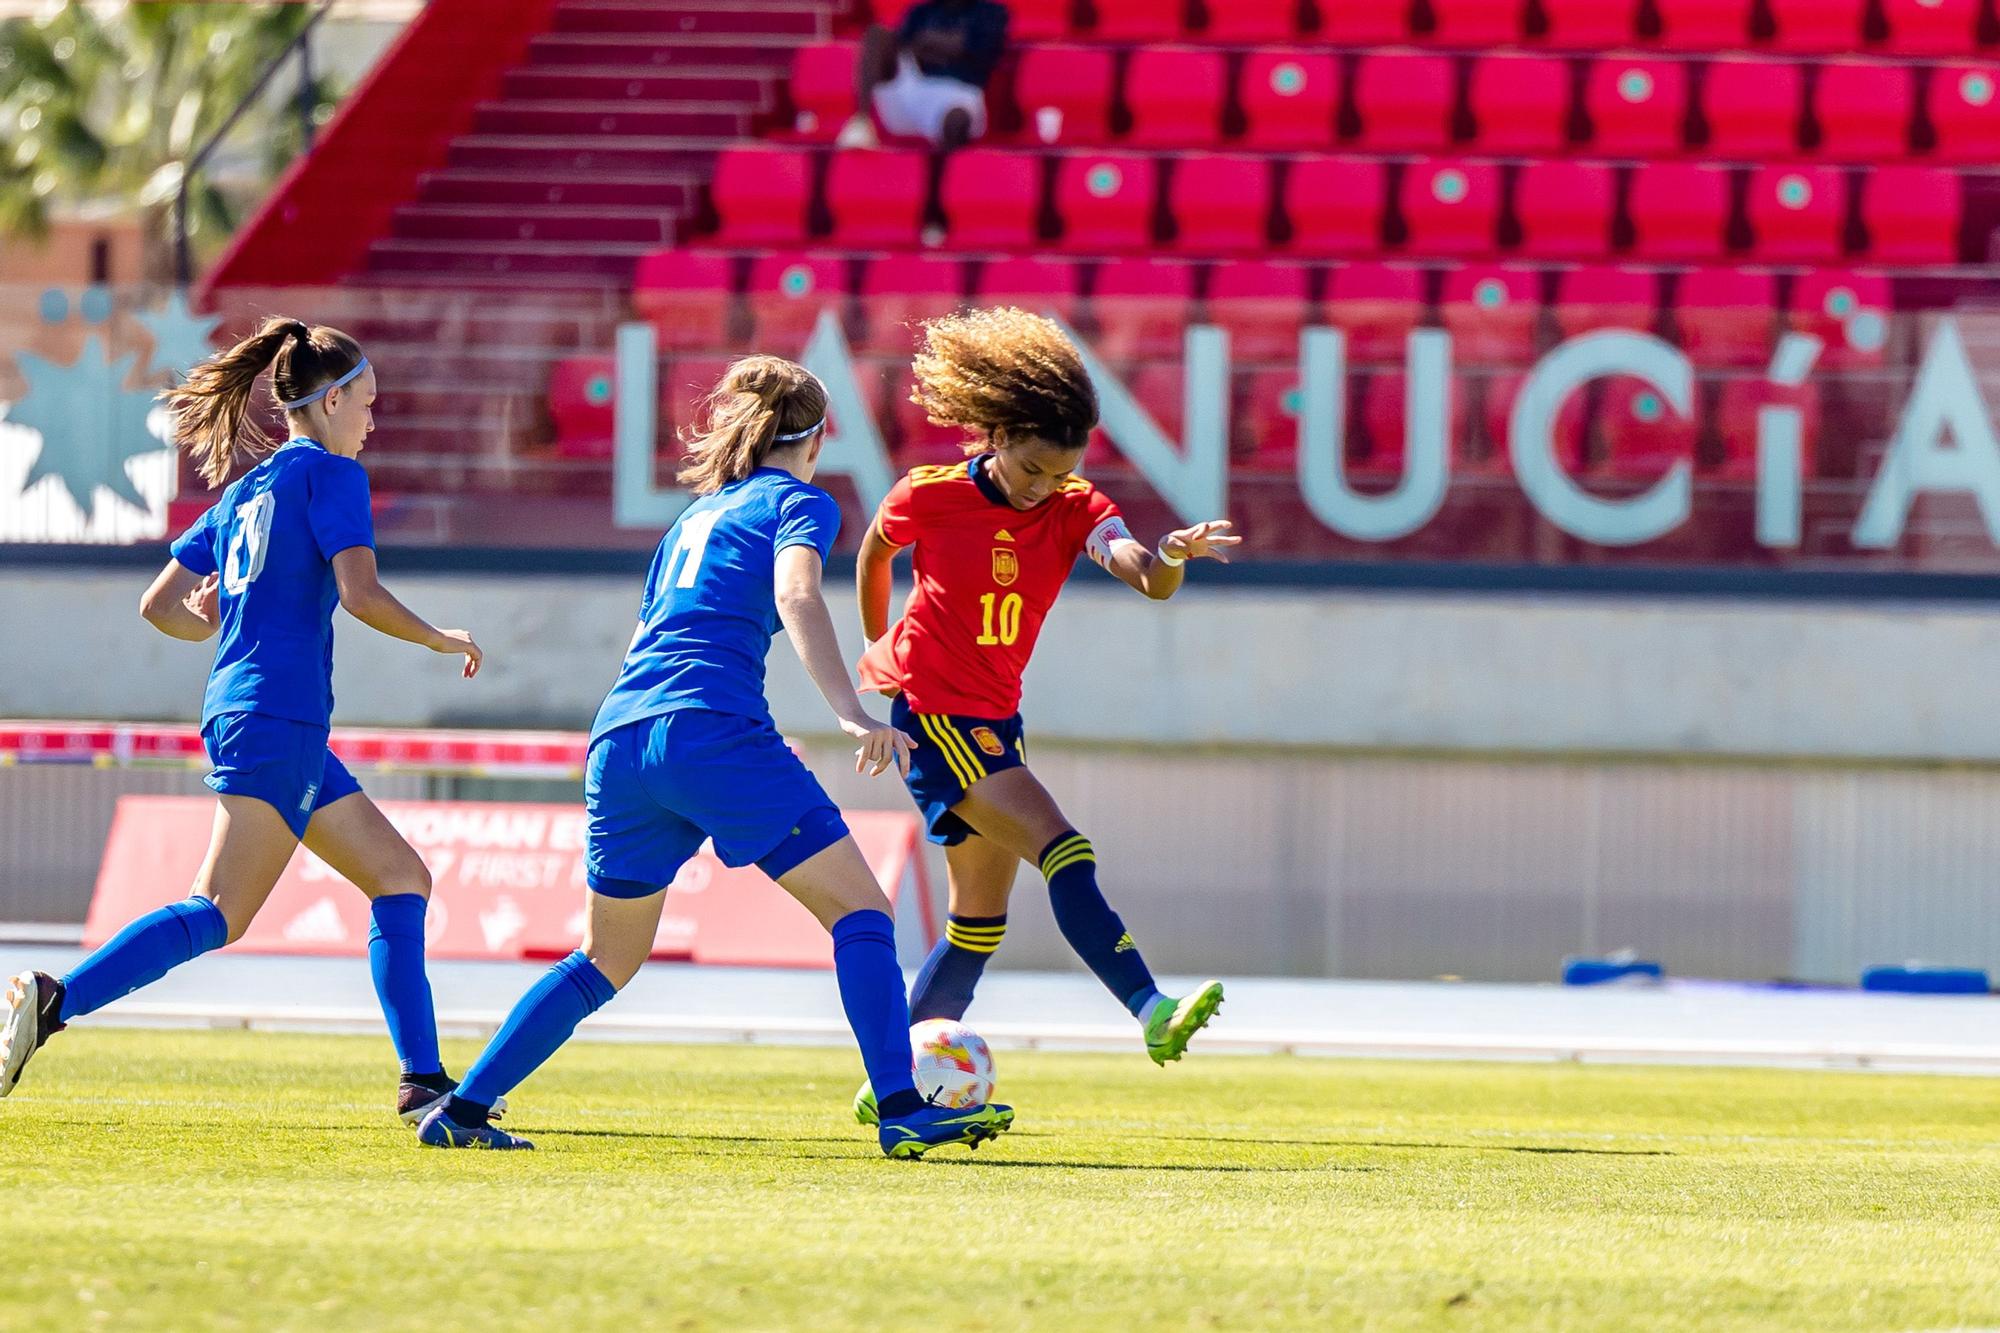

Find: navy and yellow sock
908;913;1006;1022
1040;832;1159;1018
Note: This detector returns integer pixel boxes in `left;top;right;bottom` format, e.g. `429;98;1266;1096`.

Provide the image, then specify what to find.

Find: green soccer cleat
1144;980;1225;1066
879;1101;1015;1160
853;1079;879;1127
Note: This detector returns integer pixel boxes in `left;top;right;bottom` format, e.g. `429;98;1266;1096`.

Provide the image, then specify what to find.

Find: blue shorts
585;710;849;898
890;695;1027;846
202;712;362;839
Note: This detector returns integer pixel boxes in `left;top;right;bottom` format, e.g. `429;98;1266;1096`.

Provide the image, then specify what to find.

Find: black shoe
397;1072;506;1127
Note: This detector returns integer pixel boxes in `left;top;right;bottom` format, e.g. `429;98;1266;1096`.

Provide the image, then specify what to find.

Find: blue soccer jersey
169;437;375;729
591;468;842;740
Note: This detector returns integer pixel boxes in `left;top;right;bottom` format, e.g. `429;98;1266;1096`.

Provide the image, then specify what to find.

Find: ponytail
161;315;366;487
676;355;827;495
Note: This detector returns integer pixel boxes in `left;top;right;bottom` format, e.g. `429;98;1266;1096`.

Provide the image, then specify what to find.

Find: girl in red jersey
851;308;1238;1119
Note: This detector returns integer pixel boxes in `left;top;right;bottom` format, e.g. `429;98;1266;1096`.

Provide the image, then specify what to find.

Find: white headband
774;417;825;442
279;357;369;411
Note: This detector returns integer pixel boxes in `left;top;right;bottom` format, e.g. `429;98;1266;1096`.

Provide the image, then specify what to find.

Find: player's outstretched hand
434;629;483;679
1163;519;1242;564
183;573;220;626
844;718;915;777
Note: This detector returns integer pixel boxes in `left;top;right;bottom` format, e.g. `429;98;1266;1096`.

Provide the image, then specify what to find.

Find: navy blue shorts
202;712;362;839
890;695;1027;847
585;710;849;898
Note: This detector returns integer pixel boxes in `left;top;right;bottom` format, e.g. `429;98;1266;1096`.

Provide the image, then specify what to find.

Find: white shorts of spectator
872;54;987;143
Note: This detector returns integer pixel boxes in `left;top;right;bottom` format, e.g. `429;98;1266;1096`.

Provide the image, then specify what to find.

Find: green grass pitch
2;1029;1997;1330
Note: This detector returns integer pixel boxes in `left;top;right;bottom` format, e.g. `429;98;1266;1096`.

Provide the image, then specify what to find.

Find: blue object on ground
1563;957;1666;986
1860;965;1990;995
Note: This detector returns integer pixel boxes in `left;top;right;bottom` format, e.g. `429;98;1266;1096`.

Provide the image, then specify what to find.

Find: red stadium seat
1813;62;1914;163
1351;51;1455;152
1585;58;1688;157
1628;163;1730;261
1090;0;1184;41
547;357;616;459
1284;156;1386;256
1326;262;1426;363
1170;155;1273;255
1320;0;1412;44
1090;258;1197;361
1746;165;1845;262
1552;265;1658;337
1360;372;1466;473
1597;374;1699;478
1440;264;1542;364
1427;0;1525;47
632;249;735;351
1468;54;1571;155
1399;159;1502;258
1788;268;1892;368
1234;368;1305;469
1053;154;1158;252
858;256;966;354
1766;0;1865;52
1880;0;1979;55
789;42;857;141
1013;45;1116;146
1514;160;1616;259
745;252;850;351
1675;266;1777;367
1714;378;1821;477
1859;165;1959;263
1239;49;1339;150
940;149;1042;251
709;145;811;246
825;150;928;248
975;255;1084;321
1206;261;1312;363
1653;0;1751;51
1481;372;1588;473
1537;0;1639;49
999;0;1073;40
1703;58;1803;159
1202;0;1301;41
1124;47;1228;148
1927;64;2000;163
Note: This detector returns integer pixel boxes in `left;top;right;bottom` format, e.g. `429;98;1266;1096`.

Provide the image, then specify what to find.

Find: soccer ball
910;1018;996;1109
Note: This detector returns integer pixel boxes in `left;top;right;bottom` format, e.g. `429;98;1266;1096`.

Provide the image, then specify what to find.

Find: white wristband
1155;543;1186;567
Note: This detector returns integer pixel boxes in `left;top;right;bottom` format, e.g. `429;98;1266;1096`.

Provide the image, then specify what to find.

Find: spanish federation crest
992;548;1019;586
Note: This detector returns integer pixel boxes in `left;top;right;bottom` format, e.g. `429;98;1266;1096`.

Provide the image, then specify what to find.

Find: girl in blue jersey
1;318;488;1127
418;356;1014;1157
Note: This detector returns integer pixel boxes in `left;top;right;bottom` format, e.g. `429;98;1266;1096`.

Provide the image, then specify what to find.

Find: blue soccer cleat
878;1100;1014;1159
416;1102;534;1150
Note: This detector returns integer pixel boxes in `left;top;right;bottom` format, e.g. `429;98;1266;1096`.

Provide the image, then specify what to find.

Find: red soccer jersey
859;458;1128;718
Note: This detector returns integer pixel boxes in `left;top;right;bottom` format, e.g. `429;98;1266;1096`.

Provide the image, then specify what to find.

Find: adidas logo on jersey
994;529;1015;542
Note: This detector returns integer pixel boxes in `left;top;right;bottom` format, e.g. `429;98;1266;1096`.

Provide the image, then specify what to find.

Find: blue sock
1040;832;1159;1018
455;950;616;1109
368;894;441;1077
831;909;922;1120
908;913;1006;1021
58;896;228;1021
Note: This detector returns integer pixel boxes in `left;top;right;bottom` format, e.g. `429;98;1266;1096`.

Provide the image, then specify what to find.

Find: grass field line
79;999;2000;1075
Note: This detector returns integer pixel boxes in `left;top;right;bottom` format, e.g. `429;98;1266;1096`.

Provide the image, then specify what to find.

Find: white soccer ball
910;1018;996;1109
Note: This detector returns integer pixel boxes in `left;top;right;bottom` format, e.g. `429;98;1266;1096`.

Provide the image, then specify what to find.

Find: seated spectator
837;0;1008;151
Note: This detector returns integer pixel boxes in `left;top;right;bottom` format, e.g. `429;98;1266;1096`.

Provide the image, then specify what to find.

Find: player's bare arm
330;546;482;678
139;559;219;642
774;543;913;776
855;515;908;646
1103;518;1242;600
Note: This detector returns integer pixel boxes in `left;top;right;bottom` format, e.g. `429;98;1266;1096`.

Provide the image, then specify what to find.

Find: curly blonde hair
908;307;1098;453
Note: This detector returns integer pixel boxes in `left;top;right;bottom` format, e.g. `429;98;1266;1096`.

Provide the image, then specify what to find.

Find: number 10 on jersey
977;592;1022;646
